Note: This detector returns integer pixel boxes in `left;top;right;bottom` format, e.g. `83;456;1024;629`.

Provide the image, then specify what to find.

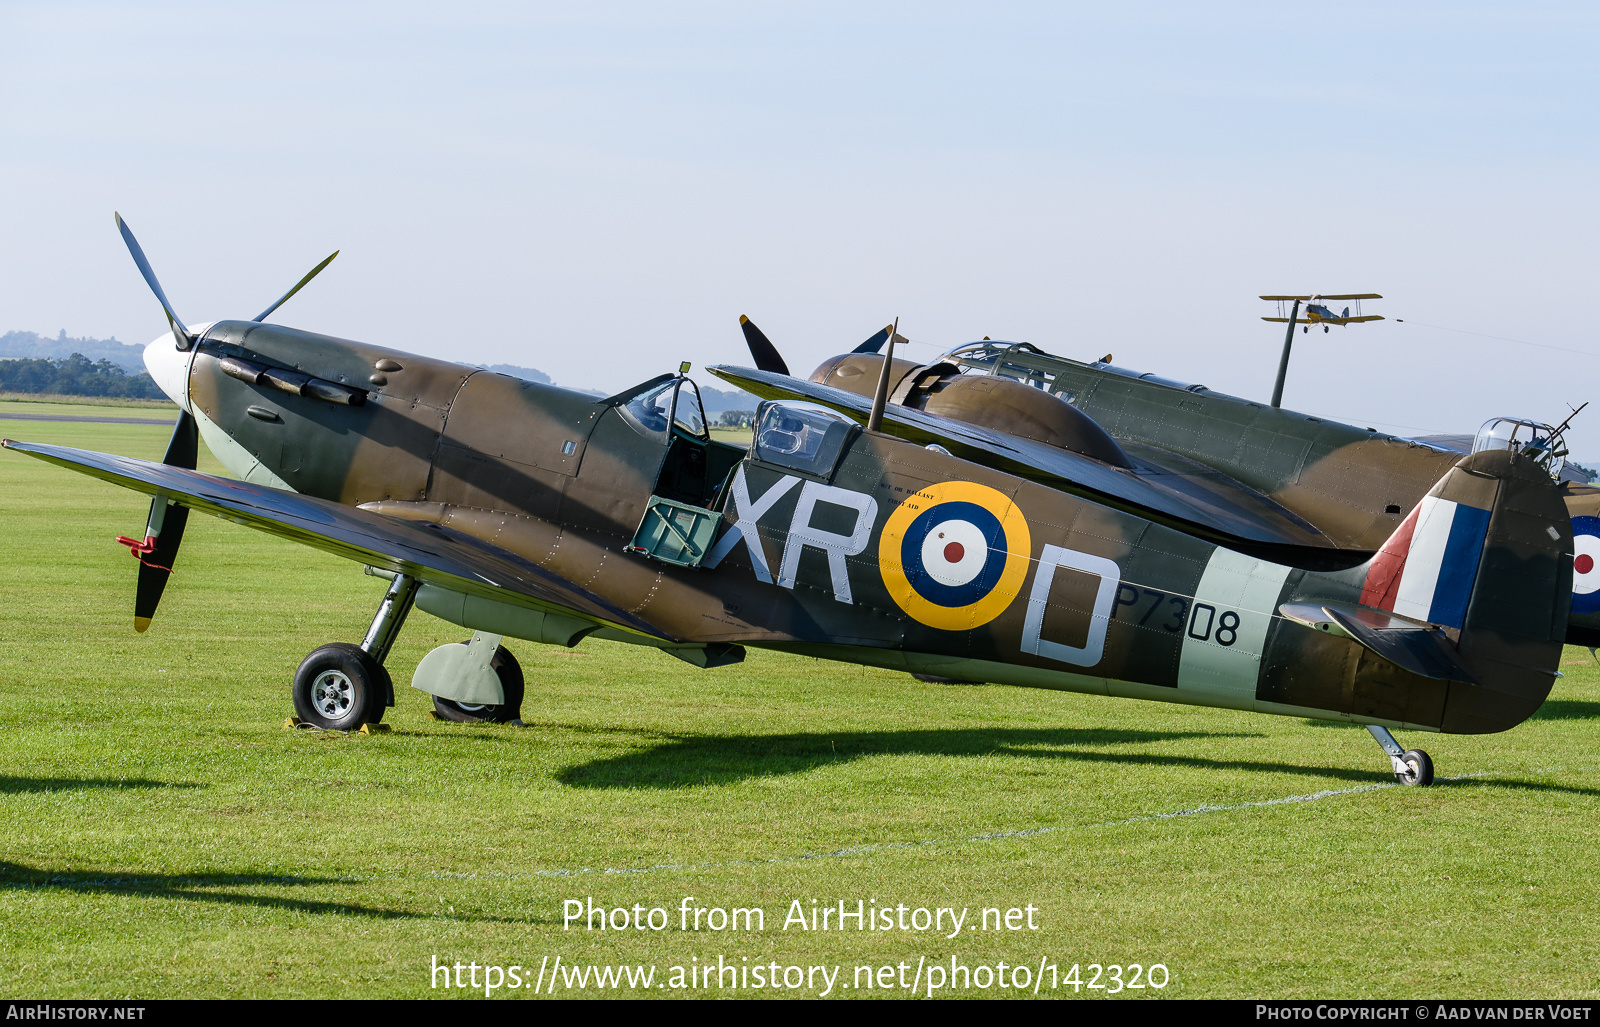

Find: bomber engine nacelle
808;353;1132;468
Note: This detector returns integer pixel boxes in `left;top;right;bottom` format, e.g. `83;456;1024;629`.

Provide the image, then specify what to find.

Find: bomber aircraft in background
0;217;1578;788
1261;294;1385;333
730;324;1600;646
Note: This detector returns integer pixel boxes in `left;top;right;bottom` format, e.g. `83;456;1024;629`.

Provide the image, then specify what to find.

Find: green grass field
1;407;1597;999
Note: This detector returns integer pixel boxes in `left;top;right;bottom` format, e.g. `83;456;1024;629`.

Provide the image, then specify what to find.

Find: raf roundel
878;481;1032;630
1572;516;1600;615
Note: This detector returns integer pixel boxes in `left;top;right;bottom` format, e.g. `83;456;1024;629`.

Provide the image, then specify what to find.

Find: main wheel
1395;748;1434;787
293;643;392;730
432;643;525;724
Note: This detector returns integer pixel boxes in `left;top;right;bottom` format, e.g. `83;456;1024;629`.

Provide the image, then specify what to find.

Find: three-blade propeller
738;315;790;376
112;213;338;630
737;316;898;372
253;249;339;323
115;212;192;350
118;410;197;631
852;325;894;354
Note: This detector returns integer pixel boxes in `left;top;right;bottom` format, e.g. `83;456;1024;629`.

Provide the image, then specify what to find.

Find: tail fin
1350;448;1571;731
1286;450;1571;731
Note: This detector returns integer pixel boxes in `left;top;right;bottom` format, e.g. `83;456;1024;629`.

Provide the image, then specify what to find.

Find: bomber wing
1;439;672;642
708;366;1347;561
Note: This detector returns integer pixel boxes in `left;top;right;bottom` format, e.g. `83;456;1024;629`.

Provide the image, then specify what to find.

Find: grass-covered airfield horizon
0;407;1596;999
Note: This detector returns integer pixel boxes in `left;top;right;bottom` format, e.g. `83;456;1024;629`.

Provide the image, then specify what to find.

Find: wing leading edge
1;438;671;641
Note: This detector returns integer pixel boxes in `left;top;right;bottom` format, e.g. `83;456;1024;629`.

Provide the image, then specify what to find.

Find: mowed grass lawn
0;408;1597;999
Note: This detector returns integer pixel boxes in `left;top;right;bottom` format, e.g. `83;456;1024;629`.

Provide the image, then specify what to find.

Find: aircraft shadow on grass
1528;699;1600;721
544;726;1463;790
1438;777;1600;799
1305;699;1600;726
0;860;529;923
0;777;203;794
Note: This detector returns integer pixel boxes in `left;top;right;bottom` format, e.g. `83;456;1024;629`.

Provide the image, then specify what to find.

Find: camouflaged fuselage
173;321;1569;736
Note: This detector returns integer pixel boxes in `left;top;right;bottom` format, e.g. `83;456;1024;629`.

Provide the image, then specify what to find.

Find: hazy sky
3;2;1597;450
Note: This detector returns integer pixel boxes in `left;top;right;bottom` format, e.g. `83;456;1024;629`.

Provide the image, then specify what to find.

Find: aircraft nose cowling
142;328;202;413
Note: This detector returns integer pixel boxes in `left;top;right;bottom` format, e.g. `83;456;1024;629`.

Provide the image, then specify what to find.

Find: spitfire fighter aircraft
1;219;1575;788
1261;294;1385;334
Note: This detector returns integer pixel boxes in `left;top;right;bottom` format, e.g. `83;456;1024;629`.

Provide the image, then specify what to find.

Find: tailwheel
432;642;525;725
1394;748;1434;787
1366;725;1435;787
293;643;392;730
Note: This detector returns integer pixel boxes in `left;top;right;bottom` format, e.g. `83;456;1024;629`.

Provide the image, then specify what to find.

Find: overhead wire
1390;317;1600;359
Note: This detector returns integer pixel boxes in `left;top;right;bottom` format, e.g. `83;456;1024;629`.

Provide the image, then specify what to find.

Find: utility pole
1270;298;1300;409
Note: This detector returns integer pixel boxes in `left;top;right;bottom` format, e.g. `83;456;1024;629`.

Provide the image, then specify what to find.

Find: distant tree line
0;329;146;371
0;353;168;399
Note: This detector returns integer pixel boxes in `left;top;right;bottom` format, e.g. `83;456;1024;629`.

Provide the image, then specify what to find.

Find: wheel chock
283;716;301;730
358;723;391;735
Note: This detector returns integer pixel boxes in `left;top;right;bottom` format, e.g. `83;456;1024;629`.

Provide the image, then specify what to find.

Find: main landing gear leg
1366;725;1434;787
291;573;418;730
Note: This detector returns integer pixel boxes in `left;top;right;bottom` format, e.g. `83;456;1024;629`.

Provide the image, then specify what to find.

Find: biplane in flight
0;219;1577;790
1262;294;1385;333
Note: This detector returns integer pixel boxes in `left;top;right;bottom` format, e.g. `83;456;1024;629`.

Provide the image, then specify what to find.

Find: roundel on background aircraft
1572;515;1600;615
878;481;1031;630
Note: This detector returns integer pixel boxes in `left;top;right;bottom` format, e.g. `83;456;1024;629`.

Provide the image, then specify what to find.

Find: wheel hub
311;669;354;717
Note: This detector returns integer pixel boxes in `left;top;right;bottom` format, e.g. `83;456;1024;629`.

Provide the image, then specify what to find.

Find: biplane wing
1260;315;1386;324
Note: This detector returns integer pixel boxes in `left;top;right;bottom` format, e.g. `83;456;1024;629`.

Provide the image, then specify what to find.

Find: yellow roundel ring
877;481;1031;631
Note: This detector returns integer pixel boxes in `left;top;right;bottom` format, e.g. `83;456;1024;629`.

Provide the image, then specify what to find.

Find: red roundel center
1578;554;1595;575
944;542;965;563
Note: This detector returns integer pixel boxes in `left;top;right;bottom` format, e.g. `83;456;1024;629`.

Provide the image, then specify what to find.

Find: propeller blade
738;315;790;376
851;324;893;354
162;406;198;469
133;503;189;632
113;212;192;347
128;410;197;632
252;250;339;323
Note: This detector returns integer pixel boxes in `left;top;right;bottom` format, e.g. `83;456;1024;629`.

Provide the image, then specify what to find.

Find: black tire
293;643;391;730
1395;748;1434;787
432;643;524;724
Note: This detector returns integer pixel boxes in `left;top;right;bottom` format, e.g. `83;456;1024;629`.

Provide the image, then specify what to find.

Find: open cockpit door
616;373;745;567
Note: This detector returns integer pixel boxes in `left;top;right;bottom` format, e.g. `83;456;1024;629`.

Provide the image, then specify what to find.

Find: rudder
1356;448;1571;731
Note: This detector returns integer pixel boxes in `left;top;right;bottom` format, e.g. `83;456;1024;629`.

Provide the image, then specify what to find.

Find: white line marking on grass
423;767;1551;882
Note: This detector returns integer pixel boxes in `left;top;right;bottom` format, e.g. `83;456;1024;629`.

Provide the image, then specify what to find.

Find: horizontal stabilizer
1279;602;1479;684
